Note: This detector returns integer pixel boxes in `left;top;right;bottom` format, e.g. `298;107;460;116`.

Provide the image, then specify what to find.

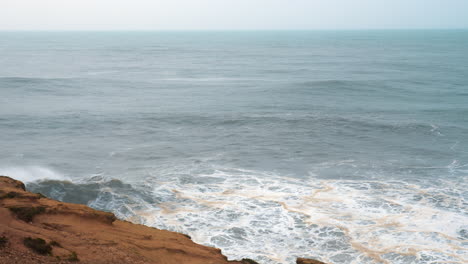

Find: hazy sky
1;0;468;30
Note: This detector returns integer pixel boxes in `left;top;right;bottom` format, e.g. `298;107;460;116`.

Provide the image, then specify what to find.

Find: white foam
0;166;70;183
121;166;468;264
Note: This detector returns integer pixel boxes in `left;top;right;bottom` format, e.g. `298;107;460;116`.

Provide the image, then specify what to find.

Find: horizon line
1;28;468;32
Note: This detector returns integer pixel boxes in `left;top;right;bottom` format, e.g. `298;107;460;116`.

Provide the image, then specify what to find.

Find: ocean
0;30;467;263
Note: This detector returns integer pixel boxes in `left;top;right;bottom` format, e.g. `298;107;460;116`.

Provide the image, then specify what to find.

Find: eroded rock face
0;176;25;191
1;176;330;264
297;257;327;264
0;175;243;264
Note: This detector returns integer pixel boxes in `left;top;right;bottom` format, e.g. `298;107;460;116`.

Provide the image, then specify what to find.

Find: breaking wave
24;166;468;264
0;166;70;183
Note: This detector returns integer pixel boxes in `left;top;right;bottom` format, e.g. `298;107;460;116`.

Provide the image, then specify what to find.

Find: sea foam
22;165;468;264
0;166;69;183
128;166;468;264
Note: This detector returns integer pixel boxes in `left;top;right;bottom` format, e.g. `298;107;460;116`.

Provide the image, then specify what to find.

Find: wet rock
241;258;260;264
297;257;327;264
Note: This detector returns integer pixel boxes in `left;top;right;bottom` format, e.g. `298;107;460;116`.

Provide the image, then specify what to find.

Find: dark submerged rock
297;258;327;264
241;259;260;264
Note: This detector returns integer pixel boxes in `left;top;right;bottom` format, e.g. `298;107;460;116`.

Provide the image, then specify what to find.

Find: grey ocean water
0;31;467;263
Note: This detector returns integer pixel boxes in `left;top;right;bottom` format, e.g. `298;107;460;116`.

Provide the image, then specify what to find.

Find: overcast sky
1;0;468;30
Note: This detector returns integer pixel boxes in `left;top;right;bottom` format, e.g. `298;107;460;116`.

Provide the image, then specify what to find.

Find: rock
241;258;260;264
23;237;52;255
0;175;245;264
297;257;327;264
2;175;330;264
0;236;8;248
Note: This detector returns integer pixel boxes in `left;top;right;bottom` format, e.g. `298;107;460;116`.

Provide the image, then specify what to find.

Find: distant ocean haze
1;30;467;264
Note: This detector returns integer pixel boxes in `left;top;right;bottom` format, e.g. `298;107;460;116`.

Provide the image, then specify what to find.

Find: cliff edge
0;176;325;264
0;175;248;264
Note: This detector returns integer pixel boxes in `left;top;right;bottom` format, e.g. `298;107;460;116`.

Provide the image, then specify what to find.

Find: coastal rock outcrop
296;257;327;264
0;175;244;264
1;175;327;264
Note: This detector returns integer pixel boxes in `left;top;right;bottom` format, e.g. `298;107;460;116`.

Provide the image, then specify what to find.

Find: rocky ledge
0;176;325;264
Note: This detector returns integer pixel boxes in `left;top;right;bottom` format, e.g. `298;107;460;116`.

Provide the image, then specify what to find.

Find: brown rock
297;257;327;264
241;258;260;264
0;175;244;264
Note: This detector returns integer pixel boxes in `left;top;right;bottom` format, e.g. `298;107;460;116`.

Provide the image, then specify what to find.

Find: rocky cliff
0;176;324;264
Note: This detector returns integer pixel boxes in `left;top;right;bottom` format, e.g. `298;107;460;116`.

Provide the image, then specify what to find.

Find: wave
133;166;467;264
9;164;467;263
27;177;156;219
0;166;70;183
0;76;77;84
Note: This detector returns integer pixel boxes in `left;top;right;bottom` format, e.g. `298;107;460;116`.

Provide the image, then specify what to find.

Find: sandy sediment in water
0;175;325;264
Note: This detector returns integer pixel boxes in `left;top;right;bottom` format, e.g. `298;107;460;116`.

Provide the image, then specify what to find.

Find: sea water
0;31;467;263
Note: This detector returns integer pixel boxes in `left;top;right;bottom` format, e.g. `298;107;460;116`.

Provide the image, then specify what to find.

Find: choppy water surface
1;31;467;263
